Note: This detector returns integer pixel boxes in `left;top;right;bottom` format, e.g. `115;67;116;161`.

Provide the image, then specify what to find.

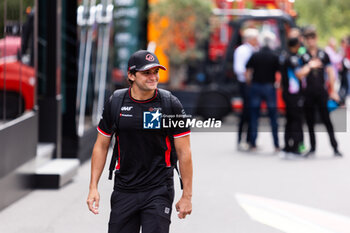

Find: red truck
196;7;296;119
0;36;35;119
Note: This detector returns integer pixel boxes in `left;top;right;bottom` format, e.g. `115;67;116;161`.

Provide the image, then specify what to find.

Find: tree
295;0;350;46
150;0;213;88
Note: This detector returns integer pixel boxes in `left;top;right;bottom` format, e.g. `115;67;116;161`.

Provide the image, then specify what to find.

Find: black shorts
108;184;175;233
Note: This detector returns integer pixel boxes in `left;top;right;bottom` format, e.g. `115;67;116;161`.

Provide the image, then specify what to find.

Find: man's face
304;33;318;49
248;37;259;47
129;67;160;92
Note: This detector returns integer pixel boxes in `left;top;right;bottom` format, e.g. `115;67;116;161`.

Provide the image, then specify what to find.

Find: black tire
0;91;25;119
196;88;232;120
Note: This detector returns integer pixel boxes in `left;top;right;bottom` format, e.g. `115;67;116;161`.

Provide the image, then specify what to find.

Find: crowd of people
234;26;350;158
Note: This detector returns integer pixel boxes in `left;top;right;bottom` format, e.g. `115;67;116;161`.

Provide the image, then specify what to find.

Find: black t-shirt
246;47;280;84
280;51;302;95
300;49;331;93
97;88;190;192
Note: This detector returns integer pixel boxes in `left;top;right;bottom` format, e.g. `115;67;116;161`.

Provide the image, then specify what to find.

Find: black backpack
107;88;183;188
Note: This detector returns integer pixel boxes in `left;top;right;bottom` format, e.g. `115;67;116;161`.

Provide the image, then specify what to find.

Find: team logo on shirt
121;106;133;111
143;109;162;129
303;53;311;62
148;107;161;112
290;56;299;66
164;207;170;214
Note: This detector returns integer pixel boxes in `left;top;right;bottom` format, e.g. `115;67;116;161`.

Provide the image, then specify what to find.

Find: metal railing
76;0;113;136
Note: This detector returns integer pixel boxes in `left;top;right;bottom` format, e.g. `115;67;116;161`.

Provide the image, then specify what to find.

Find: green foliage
150;0;213;65
295;0;350;46
0;0;35;38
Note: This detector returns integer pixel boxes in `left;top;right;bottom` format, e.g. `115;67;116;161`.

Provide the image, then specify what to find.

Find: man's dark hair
288;37;299;48
303;26;317;38
127;70;136;85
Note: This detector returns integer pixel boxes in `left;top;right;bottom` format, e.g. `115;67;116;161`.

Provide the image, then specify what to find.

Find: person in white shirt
233;28;259;150
325;37;342;81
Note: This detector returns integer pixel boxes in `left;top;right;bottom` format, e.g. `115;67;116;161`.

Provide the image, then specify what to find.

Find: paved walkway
0;99;349;233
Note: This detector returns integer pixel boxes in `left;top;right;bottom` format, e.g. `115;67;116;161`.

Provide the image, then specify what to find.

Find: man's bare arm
296;58;322;79
87;133;111;214
174;135;193;219
326;65;340;101
245;68;253;84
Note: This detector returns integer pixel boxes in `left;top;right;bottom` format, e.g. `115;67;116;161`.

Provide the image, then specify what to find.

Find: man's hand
87;188;100;214
175;196;192;219
308;58;323;69
329;91;340;102
245;69;252;85
174;135;193;219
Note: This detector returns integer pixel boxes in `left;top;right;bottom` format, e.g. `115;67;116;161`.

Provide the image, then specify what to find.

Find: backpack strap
158;88;183;189
108;88;128;180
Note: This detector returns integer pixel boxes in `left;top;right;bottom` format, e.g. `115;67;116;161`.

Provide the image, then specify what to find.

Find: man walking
87;50;193;233
233;28;259;150
296;26;342;157
246;32;280;151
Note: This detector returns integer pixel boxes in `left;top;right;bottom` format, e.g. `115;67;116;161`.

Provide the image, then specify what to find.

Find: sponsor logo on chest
290;56;299;67
121;106;133;111
120;106;134;117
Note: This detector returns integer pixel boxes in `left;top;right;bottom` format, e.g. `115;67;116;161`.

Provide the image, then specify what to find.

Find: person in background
345;36;350;60
338;36;350;101
280;33;305;157
233;28;259;150
289;27;307;56
296;26;342;157
245;31;280;152
325;37;342;81
340;36;350;59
